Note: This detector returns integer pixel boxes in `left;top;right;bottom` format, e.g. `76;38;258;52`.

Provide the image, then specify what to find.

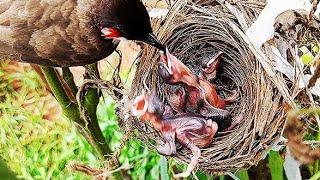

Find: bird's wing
0;0;13;14
0;0;114;66
0;25;14;46
0;0;14;45
0;2;18;61
0;41;21;61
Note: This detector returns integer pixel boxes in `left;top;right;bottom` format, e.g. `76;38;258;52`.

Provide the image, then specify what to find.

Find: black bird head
95;0;165;51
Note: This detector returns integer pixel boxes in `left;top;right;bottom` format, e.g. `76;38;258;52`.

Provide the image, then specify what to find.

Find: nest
127;0;292;174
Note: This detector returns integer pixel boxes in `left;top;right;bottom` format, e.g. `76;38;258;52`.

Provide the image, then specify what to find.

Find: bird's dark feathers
0;0;153;67
94;0;152;40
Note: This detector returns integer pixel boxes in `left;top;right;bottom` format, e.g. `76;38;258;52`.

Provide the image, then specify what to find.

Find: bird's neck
149;117;163;131
140;112;163;131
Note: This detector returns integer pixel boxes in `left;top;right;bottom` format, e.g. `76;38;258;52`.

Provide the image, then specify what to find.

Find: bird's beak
202;51;223;80
145;33;166;51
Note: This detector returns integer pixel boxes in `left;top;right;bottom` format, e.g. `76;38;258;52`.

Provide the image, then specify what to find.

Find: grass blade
160;156;169;180
235;170;249;180
268;150;284;180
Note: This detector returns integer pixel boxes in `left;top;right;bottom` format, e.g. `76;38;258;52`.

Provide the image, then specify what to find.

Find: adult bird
0;1;166;165
0;0;165;67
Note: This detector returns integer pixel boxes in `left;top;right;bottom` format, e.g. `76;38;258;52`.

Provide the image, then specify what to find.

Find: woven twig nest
128;0;291;174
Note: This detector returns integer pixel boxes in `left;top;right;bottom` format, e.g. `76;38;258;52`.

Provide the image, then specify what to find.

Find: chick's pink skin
131;93;218;147
198;76;227;109
160;50;238;111
131;93;162;131
131;92;220;178
164;86;186;113
159;49;227;109
159;49;200;88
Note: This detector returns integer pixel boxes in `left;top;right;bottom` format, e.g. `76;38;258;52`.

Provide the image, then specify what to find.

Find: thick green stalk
268;150;284;180
83;64;123;179
41;67;83;125
42;66;123;179
42;67;106;160
82;64;112;156
81;87;112;155
42;67;105;160
235;170;249;180
62;68;78;96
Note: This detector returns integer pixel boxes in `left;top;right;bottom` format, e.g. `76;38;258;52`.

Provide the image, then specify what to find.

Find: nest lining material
127;0;289;174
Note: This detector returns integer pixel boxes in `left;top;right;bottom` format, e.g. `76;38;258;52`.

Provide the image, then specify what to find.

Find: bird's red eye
101;27;121;39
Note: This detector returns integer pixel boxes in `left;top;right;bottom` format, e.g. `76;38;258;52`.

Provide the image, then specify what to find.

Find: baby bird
158;49;232;117
131;91;218;178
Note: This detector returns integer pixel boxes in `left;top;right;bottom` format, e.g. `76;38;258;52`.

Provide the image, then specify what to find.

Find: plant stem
42;66;108;157
42;67;105;160
235;170;249;180
0;157;18;180
41;67;83;125
81;86;112;155
83;64;123;179
42;66;123;179
62;68;78;96
82;64;112;156
310;170;320;180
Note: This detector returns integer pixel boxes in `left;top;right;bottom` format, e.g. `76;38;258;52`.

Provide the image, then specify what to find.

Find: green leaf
268;150;284;180
301;53;314;65
195;171;208;180
312;45;319;53
310;170;320;180
235;170;249;180
160;156;169;180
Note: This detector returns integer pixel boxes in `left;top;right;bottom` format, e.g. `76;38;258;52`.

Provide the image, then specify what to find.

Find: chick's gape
132;50;242;178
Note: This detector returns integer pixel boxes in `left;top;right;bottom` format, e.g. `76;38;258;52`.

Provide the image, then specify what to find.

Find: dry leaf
246;0;312;47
